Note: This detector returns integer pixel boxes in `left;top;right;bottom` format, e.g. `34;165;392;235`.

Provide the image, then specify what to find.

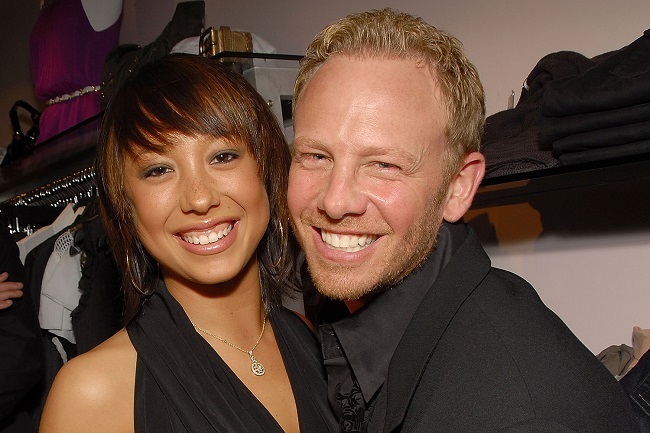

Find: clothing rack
3;166;96;207
0;166;96;236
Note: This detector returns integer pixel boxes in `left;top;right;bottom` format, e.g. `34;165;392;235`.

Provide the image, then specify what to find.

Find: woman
39;54;337;433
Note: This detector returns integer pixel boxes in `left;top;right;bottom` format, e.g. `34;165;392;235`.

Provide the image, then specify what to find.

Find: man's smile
320;228;377;252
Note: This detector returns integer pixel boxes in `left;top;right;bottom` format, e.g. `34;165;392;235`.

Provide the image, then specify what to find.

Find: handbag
2;100;41;165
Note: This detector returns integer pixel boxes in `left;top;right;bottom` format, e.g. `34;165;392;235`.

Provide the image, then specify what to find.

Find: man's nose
317;165;367;219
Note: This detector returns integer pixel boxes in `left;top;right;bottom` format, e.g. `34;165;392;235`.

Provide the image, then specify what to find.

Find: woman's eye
212;152;239;164
144;166;171;178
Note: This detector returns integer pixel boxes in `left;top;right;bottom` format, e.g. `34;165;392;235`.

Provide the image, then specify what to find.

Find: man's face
288;55;455;301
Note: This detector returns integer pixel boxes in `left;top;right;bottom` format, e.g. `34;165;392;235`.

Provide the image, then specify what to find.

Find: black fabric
558;139;650;165
551;120;650;154
0;224;44;433
540;102;650;146
21;229;60;429
319;222;639;432
480;51;593;178
129;282;337;433
318;224;457;432
620;348;650;432
542;29;650;116
320;324;367;433
101;1;205;108
537;29;650;165
70;213;122;353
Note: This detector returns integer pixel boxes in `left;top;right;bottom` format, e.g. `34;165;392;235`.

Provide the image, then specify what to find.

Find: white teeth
320;230;377;252
182;224;233;245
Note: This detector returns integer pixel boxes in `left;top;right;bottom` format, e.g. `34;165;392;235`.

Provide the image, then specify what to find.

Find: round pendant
251;360;265;376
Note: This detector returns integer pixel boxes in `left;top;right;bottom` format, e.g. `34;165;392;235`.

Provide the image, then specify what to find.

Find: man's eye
144;166;171;178
376;161;399;170
304;153;329;163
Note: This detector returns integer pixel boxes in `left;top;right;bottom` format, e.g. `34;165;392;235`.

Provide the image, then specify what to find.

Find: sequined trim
46;85;102;106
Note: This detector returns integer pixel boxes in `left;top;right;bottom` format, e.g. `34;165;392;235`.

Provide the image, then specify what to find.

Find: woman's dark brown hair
96;54;295;323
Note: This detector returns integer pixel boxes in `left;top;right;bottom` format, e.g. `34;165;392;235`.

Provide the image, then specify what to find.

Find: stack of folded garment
481;51;593;178
540;29;650;165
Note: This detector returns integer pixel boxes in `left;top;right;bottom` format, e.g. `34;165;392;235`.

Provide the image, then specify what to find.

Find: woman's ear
442;152;485;223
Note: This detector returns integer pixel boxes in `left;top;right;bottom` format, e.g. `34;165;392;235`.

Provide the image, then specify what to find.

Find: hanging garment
29;0;121;143
39;229;82;344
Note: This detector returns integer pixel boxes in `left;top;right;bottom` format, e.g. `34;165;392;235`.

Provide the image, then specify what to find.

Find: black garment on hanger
0;223;43;433
70;209;122;353
101;1;205;108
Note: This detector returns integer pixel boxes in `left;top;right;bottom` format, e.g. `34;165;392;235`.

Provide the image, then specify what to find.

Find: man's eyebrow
292;137;324;148
358;145;419;165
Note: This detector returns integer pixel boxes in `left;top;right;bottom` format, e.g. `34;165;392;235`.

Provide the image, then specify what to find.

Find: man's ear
442;152;485;223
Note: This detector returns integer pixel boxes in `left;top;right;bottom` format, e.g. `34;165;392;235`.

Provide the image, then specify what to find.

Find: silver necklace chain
192;316;267;376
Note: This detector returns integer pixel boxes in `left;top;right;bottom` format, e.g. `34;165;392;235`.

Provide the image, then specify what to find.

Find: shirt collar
325;222;462;402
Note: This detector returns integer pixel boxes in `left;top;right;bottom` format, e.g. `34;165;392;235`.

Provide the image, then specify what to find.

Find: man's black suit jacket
376;225;639;432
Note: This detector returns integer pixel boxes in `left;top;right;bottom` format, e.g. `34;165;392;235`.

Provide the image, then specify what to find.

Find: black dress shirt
318;223;463;432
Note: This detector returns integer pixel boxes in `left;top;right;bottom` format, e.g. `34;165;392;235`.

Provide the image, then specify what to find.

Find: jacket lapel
383;227;491;432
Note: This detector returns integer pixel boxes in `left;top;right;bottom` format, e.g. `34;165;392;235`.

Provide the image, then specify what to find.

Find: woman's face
123;134;270;290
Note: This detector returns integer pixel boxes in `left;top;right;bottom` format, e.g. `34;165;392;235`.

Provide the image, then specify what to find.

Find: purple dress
29;0;121;144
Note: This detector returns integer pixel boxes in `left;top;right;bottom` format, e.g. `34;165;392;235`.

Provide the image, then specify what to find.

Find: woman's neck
163;259;265;332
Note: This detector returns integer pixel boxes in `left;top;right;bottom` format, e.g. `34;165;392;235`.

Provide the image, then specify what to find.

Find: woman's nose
180;170;220;214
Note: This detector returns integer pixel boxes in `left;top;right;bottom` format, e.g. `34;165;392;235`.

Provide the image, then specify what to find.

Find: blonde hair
294;8;485;176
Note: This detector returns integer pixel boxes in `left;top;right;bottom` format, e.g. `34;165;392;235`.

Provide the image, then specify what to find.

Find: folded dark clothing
483;51;593;146
481;51;589;178
541;102;650;145
483;129;560;178
543;29;650;116
559;139;650;165
552;120;650;154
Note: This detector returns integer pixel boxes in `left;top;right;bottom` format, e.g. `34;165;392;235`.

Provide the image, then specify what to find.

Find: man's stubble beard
295;181;449;302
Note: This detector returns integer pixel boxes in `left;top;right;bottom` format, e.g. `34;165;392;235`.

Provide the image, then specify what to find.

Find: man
288;8;640;433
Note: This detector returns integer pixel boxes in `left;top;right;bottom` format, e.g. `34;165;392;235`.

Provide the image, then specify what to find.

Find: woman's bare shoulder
39;328;137;433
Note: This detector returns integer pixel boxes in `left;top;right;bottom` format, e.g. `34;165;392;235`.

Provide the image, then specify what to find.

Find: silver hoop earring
271;219;285;268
